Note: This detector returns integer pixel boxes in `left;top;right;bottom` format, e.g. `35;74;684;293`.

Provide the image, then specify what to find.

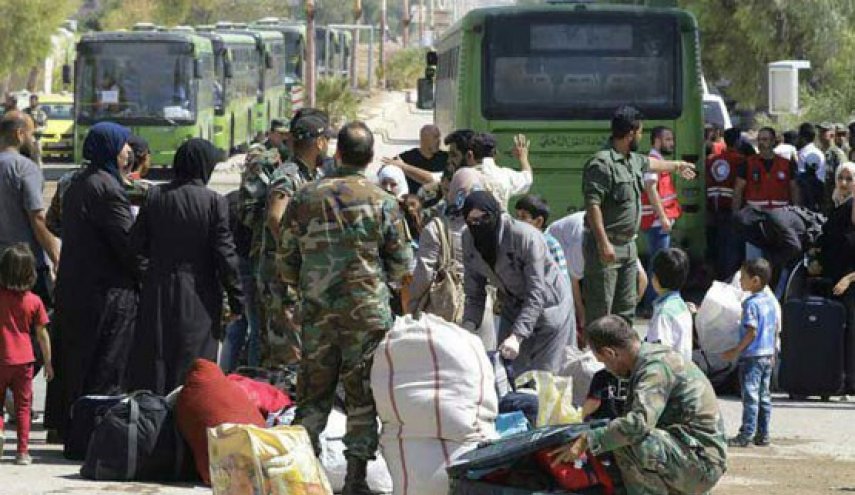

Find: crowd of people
2;99;853;493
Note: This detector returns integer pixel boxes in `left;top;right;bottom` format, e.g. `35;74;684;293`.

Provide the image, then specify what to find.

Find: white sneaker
15;453;32;465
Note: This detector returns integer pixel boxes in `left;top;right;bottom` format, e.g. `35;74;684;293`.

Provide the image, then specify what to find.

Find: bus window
483;13;681;120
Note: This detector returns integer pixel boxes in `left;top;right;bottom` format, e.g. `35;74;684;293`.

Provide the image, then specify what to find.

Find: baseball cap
270;119;289;133
835;122;847;133
817;121;834;131
290;111;333;141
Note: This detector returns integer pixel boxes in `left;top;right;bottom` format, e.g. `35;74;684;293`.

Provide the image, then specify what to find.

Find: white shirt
797;143;826;182
545;212;586;280
646;291;694;361
475;157;533;210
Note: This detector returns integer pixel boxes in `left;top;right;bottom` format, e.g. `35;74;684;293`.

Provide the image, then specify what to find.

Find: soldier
23;95;47;166
265;119;291;162
582;106;696;323
260;111;332;365
551;315;727;495
818;122;848;212
279;121;412;495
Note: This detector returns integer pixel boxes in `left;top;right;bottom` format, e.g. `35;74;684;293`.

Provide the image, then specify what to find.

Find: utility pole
402;0;410;47
380;0;387;89
306;0;316;107
418;0;424;47
428;0;434;45
352;0;362;89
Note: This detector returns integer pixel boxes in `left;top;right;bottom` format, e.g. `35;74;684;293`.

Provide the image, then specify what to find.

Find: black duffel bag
81;391;195;482
64;394;126;460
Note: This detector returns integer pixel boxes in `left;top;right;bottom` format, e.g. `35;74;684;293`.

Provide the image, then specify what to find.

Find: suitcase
64;394;126;460
779;297;846;399
446;423;617;495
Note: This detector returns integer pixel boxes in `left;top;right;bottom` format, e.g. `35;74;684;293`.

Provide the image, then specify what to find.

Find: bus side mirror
426;51;438;66
416;78;434;110
224;60;234;79
194;59;203;79
265;52;273;69
62;64;72;85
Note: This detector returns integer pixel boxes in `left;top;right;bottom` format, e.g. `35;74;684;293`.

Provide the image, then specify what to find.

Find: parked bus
216;23;288;139
423;1;706;258
250;19;306;118
196;29;260;153
72;27;217;171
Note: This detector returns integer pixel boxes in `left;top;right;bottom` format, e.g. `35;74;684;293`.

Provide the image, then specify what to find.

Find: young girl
0;244;53;465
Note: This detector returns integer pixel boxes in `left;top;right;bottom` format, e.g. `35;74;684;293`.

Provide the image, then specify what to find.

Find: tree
0;0;81;84
681;0;855;118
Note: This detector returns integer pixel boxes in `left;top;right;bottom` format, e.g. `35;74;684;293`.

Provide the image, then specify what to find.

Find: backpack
416;216;464;324
81;391;194;482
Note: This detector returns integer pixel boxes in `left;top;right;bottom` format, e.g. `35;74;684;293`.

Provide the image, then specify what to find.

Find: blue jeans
643;225;671;309
738;355;773;439
221;258;260;373
708;211;743;281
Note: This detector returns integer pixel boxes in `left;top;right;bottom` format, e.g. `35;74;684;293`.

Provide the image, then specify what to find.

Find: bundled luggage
64;394;125;460
208;424;333;495
446;423;618;495
779;297;847;399
371;314;498;495
80;391;194;481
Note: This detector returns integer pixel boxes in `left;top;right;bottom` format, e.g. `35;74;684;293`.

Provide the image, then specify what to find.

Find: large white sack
320;409;393;494
380;435;476;495
559;346;604;408
371;314;498;443
696;281;743;354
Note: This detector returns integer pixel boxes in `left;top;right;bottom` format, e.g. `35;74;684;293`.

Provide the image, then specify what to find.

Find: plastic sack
696;281;743;354
514;371;582;427
495;412;530;438
319;408;393;493
207;423;332;495
559;346;604;408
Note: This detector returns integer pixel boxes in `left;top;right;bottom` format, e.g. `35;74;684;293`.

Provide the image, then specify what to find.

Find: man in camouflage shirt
260;111;332;365
552;315;726;494
279;121;412;495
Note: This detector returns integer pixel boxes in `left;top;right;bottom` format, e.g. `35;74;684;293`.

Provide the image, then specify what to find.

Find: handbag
416;216;465;324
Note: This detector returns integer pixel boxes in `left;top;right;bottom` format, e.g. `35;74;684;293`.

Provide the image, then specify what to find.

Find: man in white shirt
795;122;826;211
463;132;533;210
773;130;798;162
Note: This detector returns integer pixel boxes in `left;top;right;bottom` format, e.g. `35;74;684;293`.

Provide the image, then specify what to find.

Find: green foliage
96;0;293;30
682;0;855;118
382;47;425;91
0;0;80;81
316;77;360;126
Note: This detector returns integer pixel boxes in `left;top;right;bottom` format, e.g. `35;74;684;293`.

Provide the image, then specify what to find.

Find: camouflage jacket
587;343;727;468
278;165;413;331
239;150;280;260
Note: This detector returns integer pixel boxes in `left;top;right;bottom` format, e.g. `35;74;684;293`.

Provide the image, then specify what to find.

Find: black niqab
173;138;224;184
462;190;502;267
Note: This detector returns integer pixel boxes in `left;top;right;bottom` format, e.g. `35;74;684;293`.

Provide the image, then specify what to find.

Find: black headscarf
83;121;131;184
462;190;502;267
173;138;223;184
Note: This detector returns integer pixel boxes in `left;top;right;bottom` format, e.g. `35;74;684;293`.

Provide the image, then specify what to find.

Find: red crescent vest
705;150;742;213
641;170;681;230
743;154;793;210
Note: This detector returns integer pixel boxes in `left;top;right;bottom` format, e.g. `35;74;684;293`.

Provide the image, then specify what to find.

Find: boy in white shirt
646;247;693;360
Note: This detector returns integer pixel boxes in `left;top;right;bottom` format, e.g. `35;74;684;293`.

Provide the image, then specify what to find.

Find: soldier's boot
342;458;371;495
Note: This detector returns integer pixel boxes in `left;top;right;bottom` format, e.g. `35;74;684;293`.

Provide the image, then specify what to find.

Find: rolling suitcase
446;422;617;495
779;297;846;399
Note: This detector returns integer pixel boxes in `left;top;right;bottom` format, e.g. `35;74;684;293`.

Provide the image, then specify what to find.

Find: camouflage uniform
239;150;281;366
278;165;412;460
258;156;321;365
586;343;727;495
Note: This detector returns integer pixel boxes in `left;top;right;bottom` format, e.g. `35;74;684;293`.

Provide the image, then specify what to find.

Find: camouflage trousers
256;278;301;367
293;326;386;461
614;429;725;495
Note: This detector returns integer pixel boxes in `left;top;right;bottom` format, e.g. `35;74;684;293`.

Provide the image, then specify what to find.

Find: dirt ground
718;449;855;494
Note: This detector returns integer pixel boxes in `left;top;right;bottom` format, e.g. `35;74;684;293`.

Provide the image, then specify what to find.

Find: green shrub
316;77;360;127
381;47;426;91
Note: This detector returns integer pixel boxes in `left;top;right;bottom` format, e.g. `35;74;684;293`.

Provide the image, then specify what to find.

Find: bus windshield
76;42;196;124
483;13;681;120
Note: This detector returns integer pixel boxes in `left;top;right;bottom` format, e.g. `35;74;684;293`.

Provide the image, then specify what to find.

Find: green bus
72;28;217;171
250;20;306;117
424;1;706;259
216;24;289;139
196;30;260;153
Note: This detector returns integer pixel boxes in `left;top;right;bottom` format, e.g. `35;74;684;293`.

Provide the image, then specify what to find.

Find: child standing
724;258;777;448
0;244;53;465
645;248;693;361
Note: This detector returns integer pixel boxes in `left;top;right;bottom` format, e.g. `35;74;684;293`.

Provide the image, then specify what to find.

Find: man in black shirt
382;124;448;194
